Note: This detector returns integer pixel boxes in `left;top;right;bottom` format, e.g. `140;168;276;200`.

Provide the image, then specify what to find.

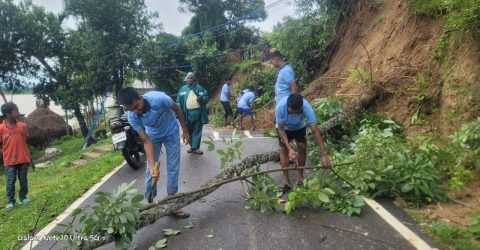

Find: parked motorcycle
109;108;144;169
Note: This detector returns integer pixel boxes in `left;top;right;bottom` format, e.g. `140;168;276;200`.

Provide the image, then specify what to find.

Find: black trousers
221;101;233;119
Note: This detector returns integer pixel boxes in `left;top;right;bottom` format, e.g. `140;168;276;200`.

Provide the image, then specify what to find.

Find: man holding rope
276;93;332;194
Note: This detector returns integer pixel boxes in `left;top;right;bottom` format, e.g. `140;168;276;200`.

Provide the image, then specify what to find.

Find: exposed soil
413;176;480;226
303;0;480;138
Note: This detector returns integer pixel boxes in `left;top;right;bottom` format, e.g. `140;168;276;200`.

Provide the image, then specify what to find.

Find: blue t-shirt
127;91;179;140
237;91;256;109
275;97;317;131
220;83;230;102
275;63;295;102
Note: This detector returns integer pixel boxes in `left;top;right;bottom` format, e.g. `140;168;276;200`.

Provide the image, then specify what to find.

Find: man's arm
138;129;155;169
171;103;190;144
278;123;297;160
310;124;332;168
290;80;298;94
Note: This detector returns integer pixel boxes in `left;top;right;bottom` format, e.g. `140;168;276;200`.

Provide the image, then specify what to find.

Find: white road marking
21;162;126;250
363;198;433;250
212;131;221;140
243;130;254;138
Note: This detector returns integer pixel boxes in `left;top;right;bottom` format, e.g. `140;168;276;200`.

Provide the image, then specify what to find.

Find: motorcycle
109;108;144;169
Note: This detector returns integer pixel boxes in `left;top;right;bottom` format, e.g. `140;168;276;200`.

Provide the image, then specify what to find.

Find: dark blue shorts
238;108;253;115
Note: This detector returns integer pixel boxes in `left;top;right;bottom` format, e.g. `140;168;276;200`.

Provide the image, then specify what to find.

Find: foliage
179;0;266;50
204;135;243;170
245;174;279;213
348;67;374;86
410;0;480;61
470;213;480;239
311;97;344;123
440;118;480;189
140;33;189;96
409;0;480;35
285;171;365;216
188;37;232;94
267;10;338;83
334;124;445;206
429;221;480;250
65;0;153;94
0;137;123;250
0;0;39;92
61;181;144;249
234;62;276;108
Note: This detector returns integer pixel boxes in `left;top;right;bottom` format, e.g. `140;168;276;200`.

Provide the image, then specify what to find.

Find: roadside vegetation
0;136;123;250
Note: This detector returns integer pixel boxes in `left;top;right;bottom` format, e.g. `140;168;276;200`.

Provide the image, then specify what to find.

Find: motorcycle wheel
122;147;143;170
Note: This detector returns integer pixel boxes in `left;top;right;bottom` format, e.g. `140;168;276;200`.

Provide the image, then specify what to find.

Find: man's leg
164;132;189;218
226;102;233;125
190;119;203;151
239;113;244;130
296;141;307;184
277;131;291;191
17;164;29;201
5;167;16;205
186;119;194;151
250;113;256;131
144;142;162;201
164;133;180;195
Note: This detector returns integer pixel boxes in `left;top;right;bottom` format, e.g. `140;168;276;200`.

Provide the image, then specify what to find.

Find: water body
5;94;116;128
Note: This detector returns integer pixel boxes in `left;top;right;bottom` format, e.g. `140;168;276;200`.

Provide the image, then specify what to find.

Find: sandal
170;210;190;219
191;150;204;155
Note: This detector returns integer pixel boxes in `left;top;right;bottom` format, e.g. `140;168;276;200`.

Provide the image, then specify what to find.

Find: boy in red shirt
0;102;31;210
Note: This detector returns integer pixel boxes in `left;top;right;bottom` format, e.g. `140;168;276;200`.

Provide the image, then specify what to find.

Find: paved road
33;126;436;250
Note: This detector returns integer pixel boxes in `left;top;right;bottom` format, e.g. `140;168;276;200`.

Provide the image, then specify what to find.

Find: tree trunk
79;85;383;249
73;103;89;138
0;89;7;103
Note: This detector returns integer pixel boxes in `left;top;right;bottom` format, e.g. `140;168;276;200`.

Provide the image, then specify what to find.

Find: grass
0;136;124;250
408;209;480;250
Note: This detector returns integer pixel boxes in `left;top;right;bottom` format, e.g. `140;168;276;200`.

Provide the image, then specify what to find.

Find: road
31;126;437;250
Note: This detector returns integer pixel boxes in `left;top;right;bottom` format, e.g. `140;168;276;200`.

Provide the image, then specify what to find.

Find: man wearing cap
177;72;209;155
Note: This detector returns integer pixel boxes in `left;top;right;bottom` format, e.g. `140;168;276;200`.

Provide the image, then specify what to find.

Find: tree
0;0;40;103
187;33;232;93
180;0;266;50
139;33;190;96
64;0;153;99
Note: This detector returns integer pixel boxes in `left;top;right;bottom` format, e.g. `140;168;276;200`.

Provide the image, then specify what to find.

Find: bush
409;0;480;35
267;11;338;83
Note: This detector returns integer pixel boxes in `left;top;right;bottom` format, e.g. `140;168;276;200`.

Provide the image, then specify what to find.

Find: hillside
304;0;480;138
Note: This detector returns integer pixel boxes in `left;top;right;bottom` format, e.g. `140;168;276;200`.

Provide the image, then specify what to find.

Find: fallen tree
77;85;383;249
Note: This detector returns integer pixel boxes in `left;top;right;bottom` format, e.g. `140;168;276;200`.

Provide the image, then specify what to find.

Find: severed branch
78;86;382;249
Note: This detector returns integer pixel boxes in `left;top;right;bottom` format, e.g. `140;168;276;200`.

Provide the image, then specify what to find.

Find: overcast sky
30;0;297;35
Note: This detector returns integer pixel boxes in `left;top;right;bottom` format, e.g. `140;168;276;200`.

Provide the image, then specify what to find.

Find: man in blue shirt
237;87;256;131
118;87;190;218
269;49;298;103
219;75;233;126
276;94;332;194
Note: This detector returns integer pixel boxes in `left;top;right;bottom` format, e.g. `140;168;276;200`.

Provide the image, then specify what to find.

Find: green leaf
155;238;168;248
204;140;215;151
317;192;330;203
163;228;181;236
183;223;194;229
